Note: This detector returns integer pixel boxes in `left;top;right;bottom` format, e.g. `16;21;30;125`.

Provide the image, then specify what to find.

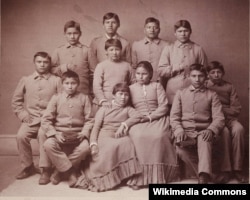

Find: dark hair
189;63;207;76
104;39;122;50
61;70;80;85
206;61;225;74
33;52;51;63
64;20;81;33
136;61;154;81
103;12;120;26
145;17;160;27
174;20;192;33
112;82;130;95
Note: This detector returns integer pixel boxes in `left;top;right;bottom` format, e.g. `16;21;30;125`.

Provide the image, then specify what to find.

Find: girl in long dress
127;61;179;189
75;83;142;192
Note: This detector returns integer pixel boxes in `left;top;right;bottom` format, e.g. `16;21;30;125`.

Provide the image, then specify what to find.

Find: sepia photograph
0;0;249;199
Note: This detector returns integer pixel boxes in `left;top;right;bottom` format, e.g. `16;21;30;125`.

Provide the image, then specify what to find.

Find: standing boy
170;63;225;184
206;61;247;183
132;17;168;82
41;70;93;187
89;12;131;71
51;20;92;95
12;52;61;180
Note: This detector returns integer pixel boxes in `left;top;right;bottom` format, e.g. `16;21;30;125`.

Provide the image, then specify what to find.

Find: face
62;77;79;95
106;46;121;62
113;91;129;107
175;27;191;43
144;22;160;40
103;18;119;35
34;56;50;75
65;27;81;45
135;66;151;85
189;70;206;88
208;69;224;84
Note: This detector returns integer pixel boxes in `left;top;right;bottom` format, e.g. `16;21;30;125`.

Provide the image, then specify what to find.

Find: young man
89;12;131;71
206;61;247;183
170;63;225;184
132;17;168;82
41;70;93;187
12;52;61;181
51;20;92;95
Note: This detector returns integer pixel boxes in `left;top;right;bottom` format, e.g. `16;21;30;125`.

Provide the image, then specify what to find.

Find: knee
231;123;245;138
77;140;90;156
43;138;56;152
16;130;28;142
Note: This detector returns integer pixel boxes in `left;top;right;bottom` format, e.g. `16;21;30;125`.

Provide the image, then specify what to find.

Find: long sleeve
149;83;169;120
157;45;172;78
207;92;225;135
124;42;132;64
88;39;99;73
11;77;29;122
80;95;94;139
41;95;58;138
223;85;241;119
51;48;68;76
123;107;141;128
93;64;106;104
89;107;105;143
170;90;185;137
131;42;138;69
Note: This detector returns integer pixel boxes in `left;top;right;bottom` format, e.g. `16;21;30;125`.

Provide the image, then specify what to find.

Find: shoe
213;172;231;184
234;171;248;183
198;173;209;184
39;168;51;185
50;170;61;185
16;164;36;179
68;170;77;188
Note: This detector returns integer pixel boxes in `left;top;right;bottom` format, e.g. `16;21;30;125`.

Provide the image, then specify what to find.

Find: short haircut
104;39;122;50
145;17;160;27
112;82;130;95
207;61;225;74
103;12;120;26
136;61;154;81
61;70;80;85
174;20;192;33
64;20;81;33
189;63;207;76
33;52;51;63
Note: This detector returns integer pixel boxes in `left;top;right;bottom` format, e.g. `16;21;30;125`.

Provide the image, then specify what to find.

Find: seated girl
75;83;142;192
127;61;179;189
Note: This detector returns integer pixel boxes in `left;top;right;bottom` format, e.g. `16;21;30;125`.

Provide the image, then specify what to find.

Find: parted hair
33;52;51;63
104;39;122;50
64;20;81;33
61;70;80;85
174;20;192;33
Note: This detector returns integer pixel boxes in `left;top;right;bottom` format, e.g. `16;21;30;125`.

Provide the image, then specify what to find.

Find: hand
77;132;87;141
175;131;187;143
101;101;112;108
115;124;128;138
157;67;172;78
200;129;214;142
90;145;99;156
22;115;32;123
140;115;150;123
55;132;65;143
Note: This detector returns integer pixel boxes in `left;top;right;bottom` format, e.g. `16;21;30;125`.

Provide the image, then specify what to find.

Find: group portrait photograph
0;0;249;199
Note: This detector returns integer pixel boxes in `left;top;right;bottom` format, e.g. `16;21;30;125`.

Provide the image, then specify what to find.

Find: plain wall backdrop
1;0;249;136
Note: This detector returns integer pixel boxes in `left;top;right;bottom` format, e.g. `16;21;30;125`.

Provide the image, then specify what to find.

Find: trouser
176;134;212;177
43;137;90;172
16;123;39;169
37;128;52;168
227;120;245;171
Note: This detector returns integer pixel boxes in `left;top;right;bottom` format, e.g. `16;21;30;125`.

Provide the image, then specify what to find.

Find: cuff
99;99;107;106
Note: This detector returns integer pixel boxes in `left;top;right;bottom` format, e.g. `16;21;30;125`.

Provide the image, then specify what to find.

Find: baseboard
0;134;39;156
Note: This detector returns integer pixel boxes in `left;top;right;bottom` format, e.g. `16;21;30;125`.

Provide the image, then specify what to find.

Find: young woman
127;61;179;189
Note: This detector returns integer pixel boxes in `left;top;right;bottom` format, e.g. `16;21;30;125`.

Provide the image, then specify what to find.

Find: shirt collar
144;37;161;45
105;33;119;39
33;72;51;80
189;85;206;92
175;40;193;48
66;42;83;48
62;91;79;99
